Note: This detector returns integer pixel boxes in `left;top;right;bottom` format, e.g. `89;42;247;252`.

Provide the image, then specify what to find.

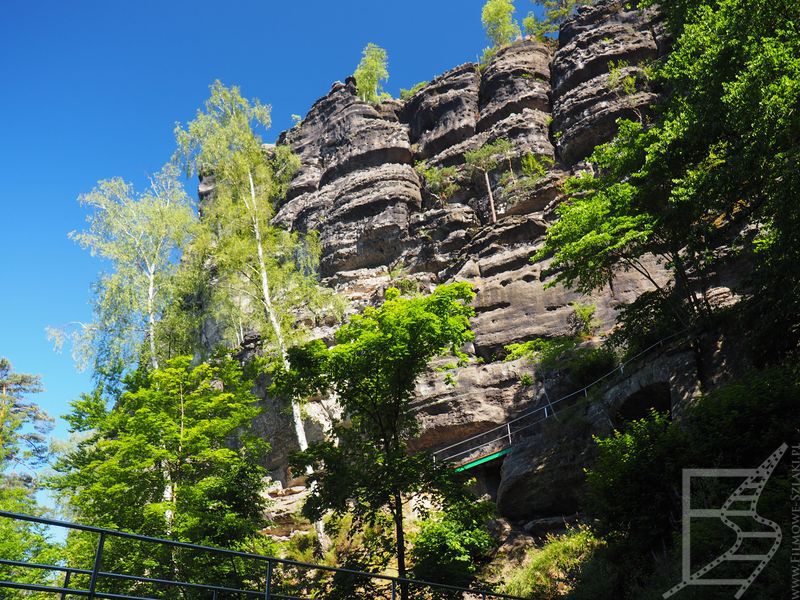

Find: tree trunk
392;490;408;600
484;171;497;224
147;270;159;370
247;171;327;549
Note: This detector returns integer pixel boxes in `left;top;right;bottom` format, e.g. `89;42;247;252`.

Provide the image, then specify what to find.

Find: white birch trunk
147;269;159;370
246;171;327;548
484;171;498;223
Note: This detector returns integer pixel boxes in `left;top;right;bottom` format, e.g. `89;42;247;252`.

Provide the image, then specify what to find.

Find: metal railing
0;511;524;599
433;330;691;466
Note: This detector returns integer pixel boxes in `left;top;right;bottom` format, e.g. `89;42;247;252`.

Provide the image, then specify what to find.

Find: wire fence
0;511;524;600
433;330;691;466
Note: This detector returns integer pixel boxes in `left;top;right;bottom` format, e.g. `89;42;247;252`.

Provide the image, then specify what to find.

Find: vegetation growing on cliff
536;0;800;355
354;43;390;104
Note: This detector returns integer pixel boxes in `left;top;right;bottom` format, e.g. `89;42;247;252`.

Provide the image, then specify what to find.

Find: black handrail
0;510;525;599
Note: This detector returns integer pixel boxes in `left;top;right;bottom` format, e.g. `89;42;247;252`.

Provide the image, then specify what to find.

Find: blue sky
0;0;533;441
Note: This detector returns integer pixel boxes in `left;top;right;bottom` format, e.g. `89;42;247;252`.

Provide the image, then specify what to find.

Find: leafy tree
49;164;196;384
465;138;515;223
0;486;61;597
535;0;800;356
175;81;341;544
482;0;521;49
279;283;477;599
49;355;269;592
410;499;494;588
353;43;389;104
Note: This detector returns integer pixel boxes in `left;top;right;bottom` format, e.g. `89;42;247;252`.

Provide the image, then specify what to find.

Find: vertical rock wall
260;0;673;515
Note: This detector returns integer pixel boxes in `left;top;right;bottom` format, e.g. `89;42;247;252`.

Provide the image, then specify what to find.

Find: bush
584;410;680;550
501;527;604;599
400;81;428;100
410;500;494;588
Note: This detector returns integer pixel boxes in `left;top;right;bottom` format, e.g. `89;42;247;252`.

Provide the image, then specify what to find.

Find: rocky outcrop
551;0;666;165
249;3;678;516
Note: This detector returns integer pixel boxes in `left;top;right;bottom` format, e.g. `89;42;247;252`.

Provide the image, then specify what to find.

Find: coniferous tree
0;358;58;594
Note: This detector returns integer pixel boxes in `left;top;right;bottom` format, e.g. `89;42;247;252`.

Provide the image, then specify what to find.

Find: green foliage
504;337;577;370
520;152;554;182
415;162;460;204
584;364;799;580
500;526;604;598
175;81;342;357
280;283;477;587
584;410;678;549
399;81;428;100
354;43;389;104
504;335;617;389
49;163;196;385
410;500;495;587
0;359;57;598
464;138;514;174
605;290;683;355
0;358;50;475
527;0;593;39
481;0;520;49
0;486;61;596
537;0;800;357
465;138;516;222
520;373;534;386
569;301;598;337
50;355;269;591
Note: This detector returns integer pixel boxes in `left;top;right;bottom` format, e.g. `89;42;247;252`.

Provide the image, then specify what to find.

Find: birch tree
50;164;196;381
465;138;515;224
175;81;340;545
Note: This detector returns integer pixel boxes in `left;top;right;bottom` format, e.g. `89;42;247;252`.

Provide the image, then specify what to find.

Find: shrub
400;81;429;100
584;410;680;550
501;527;604;599
410;500;495;587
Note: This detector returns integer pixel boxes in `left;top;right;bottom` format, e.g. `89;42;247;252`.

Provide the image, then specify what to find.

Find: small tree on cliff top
465;138;515;224
279;283;477;599
354;43;389;104
482;0;521;48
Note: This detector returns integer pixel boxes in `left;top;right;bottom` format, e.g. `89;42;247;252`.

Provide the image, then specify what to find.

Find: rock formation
253;0;680;521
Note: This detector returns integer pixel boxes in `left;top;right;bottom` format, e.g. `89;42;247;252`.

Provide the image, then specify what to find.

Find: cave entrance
613;381;672;427
468;455;505;501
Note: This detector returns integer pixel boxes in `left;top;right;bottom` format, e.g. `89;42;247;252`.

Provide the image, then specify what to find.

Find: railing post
506;423;512;445
87;532;105;600
60;570;71;600
264;560;273;599
391;579;397;600
213;590;218;600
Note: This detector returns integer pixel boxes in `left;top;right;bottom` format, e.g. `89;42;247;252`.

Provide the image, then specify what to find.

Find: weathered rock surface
551;0;666;165
241;3;680;515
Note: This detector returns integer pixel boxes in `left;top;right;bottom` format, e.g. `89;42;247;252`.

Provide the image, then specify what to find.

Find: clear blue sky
0;0;530;441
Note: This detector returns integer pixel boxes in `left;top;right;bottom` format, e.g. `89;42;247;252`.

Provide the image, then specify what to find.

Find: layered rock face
263;1;672;518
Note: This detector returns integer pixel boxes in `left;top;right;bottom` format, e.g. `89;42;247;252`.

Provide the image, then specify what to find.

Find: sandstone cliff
255;0;685;522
